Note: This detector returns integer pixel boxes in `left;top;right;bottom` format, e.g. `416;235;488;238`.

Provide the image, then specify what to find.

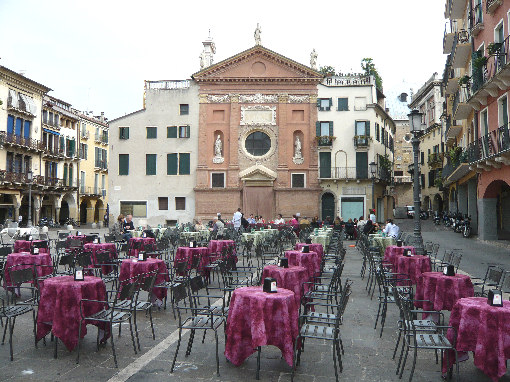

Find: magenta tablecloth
383;245;416;268
128;237;156;257
119;258;168;300
83;243;118;274
394;255;431;284
66;235;87;245
174;247;210;272
444;297;510;381
13;240;49;254
295;243;324;259
36;275;109;351
3;252;53;287
284;250;320;280
415;272;474;311
208;240;235;255
225;286;299;367
262;265;309;306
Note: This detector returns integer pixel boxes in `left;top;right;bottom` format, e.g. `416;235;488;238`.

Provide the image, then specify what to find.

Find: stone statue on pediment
310;49;318;70
254;24;262;46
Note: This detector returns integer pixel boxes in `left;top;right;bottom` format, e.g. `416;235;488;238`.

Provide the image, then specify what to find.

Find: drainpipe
76;118;81;224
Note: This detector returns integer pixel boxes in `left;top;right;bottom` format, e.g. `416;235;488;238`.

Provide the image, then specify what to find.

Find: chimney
100;112;104;122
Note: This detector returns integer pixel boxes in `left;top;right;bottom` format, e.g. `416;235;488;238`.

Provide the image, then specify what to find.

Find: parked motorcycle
433;212;441;225
462;215;472;238
443;212;451;227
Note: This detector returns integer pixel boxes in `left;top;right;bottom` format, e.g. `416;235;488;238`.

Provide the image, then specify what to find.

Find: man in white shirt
232;208;242;230
369;210;376;223
383;219;400;238
274;214;285;224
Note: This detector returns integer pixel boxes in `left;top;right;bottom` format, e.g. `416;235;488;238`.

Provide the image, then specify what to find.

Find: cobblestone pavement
1;227;510;381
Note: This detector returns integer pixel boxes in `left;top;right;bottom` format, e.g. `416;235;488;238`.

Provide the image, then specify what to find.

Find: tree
319;65;336;77
361;58;383;91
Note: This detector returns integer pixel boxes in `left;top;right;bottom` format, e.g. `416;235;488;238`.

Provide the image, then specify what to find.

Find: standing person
232;208;242;231
18;214;23;227
274;214;285;225
217;213;226;225
369;209;376;224
103;212;109;228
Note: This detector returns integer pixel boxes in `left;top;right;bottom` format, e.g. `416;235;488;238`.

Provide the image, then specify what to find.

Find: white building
316;74;395;223
108;80;199;227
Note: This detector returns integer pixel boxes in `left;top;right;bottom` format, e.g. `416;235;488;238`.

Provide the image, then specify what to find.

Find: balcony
94;160;108;171
318;167;357;180
80;130;89;139
451;30;471;69
445;67;461;95
447;0;468;20
469;36;510;109
394;175;412;184
445;116;463;145
467;124;510;171
81;186;102;196
428;152;444;168
42;145;63;159
0;171;75;190
469;3;484;37
452;85;472;120
443;21;458;54
0;131;44;152
316;136;335;147
487;0;502;14
354;135;370;148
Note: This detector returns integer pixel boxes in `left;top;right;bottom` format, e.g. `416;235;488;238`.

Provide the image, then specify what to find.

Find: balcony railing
470;3;484;35
468;124;510;163
427;152;444;166
394;175;412;184
451;29;471;69
487;0;502;13
316;136;335;146
0;171;77;189
471;35;509;95
319;167;357;179
0;131;44;151
94;160;108;170
452;85;472;120
81;186;102;196
354;135;370;147
80;130;89;139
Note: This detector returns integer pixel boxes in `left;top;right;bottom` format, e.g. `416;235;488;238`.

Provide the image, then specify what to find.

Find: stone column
457;184;468;214
55;207;61;223
86;200;97;224
33;195;42;225
468;178;478;234
478;198;497;240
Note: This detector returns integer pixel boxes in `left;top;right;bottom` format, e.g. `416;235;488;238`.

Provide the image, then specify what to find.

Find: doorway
321;193;335;221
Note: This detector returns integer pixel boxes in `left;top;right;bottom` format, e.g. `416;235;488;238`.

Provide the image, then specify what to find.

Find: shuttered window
337;98;348;111
7;115;14;134
146;154;157;175
179;153;190;175
356;152;368;179
167;126;177;138
167;153;178;175
175;197;186;210
158;197;168;210
319;152;331;178
146;126;157;139
119;127;129;139
179;126;190;138
211;173;225;188
119;154;129;175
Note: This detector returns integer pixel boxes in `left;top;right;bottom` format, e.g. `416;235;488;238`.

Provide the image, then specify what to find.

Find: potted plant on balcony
473;55;488;69
458;75;471;85
488;42;503;56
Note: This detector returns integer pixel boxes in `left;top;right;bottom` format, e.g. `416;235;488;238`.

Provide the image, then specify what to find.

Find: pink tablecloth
445;297;510;381
208;240;235;254
383;245;416;268
225;286;299;367
295;243;324;259
14;240;49;254
119;258;168;300
66;235;87;245
36;275;109;351
128;237;156;257
415;272;474;312
394;255;431;284
174;247;210;272
284;250;320;280
3;252;53;287
262;265;309;306
83;243;118;274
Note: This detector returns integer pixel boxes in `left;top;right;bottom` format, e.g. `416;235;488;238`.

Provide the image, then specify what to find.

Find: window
317;121;332;136
119;154;129;175
167;153;190;175
120;201;147;218
356;152;368;179
146;154;157;175
211;173;225;188
179;153;190;175
291;173;305;188
179;125;190;138
175;197;186;210
420;152;424;165
79;143;88;159
119;127;129;139
245;131;271;156
375;123;380;141
499;96;508;127
337;98;348;111
158;197;168;210
180;104;189;115
355;121;370;136
167;126;177;138
354;97;367;111
146;126;157;139
481;109;488;136
319;152;331;178
167;153;178;175
421;174;425;189
317;98;332;111
394;170;404;176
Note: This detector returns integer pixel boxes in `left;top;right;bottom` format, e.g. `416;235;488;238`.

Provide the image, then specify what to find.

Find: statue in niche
254;23;262;46
293;136;304;165
213;134;224;164
310;49;318;70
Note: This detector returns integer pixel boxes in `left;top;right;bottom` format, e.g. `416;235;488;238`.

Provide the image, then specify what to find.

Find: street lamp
369;161;377;213
408;109;425;255
27;170;33;228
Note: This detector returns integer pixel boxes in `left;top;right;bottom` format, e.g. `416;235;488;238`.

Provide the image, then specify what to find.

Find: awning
43;128;60;136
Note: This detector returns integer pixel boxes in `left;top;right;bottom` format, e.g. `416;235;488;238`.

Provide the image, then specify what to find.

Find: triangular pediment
239;165;277;181
192;45;322;83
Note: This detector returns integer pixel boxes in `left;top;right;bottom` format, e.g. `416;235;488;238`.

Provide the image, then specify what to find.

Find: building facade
316;74;396;223
108;80;199;226
192;45;323;221
409;73;446;214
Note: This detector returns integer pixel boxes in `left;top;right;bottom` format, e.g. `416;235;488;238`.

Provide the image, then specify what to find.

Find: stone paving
1;227;510;381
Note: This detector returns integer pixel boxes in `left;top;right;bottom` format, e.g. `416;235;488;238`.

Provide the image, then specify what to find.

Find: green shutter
319;152;331;178
146;154;156;175
179;153;190;175
167;126;177;138
147;127;157;139
119;154;129;175
167;153;177;175
366;121;370;137
328;98;332;111
186;126;190;138
126;127;129;139
356;152;368;179
63;165;68;185
316;98;321;109
69;165;73;186
329;121;334;136
316;121;320;137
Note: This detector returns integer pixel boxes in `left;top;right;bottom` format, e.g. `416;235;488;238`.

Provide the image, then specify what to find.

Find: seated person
122;214;135;241
383;219;400;238
210;217;225;239
344;218;355;239
274;214;285;225
363;219;375;235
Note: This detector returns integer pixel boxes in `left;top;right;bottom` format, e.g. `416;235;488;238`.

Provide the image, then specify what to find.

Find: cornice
0;67;51;94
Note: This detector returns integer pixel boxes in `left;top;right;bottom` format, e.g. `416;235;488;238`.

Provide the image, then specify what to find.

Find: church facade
192;45;323;221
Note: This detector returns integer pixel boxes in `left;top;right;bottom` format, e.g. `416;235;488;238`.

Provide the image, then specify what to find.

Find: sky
0;0;448;120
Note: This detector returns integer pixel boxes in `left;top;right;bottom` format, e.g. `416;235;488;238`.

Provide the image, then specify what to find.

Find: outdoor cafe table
14;240;49;254
295;243;324;259
415;272;474;312
394;255;432;285
284;250;321;280
128;237;156;257
3;252;53;288
119;258;169;301
225;286;299;367
309;234;330;248
241;232;263;246
36;275;110;351
174;246;210;272
208;239;235;255
369;235;396;255
262;265;309;306
180;231;202;241
444;297;510;381
383;245;416;269
83;242;118;274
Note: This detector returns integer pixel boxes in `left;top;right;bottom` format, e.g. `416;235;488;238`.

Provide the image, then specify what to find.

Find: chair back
118;277;139;301
140;271;158;293
190;276;205;293
104;234;115;243
9;266;36;285
488;265;505;285
0;246;12;257
172;283;188;303
175;261;188;275
95;251;111;265
76;252;93;267
67;239;83;249
499;271;510;293
58;232;70;240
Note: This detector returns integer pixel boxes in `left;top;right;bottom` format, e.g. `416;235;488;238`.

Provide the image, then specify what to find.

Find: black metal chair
473;265;505;297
